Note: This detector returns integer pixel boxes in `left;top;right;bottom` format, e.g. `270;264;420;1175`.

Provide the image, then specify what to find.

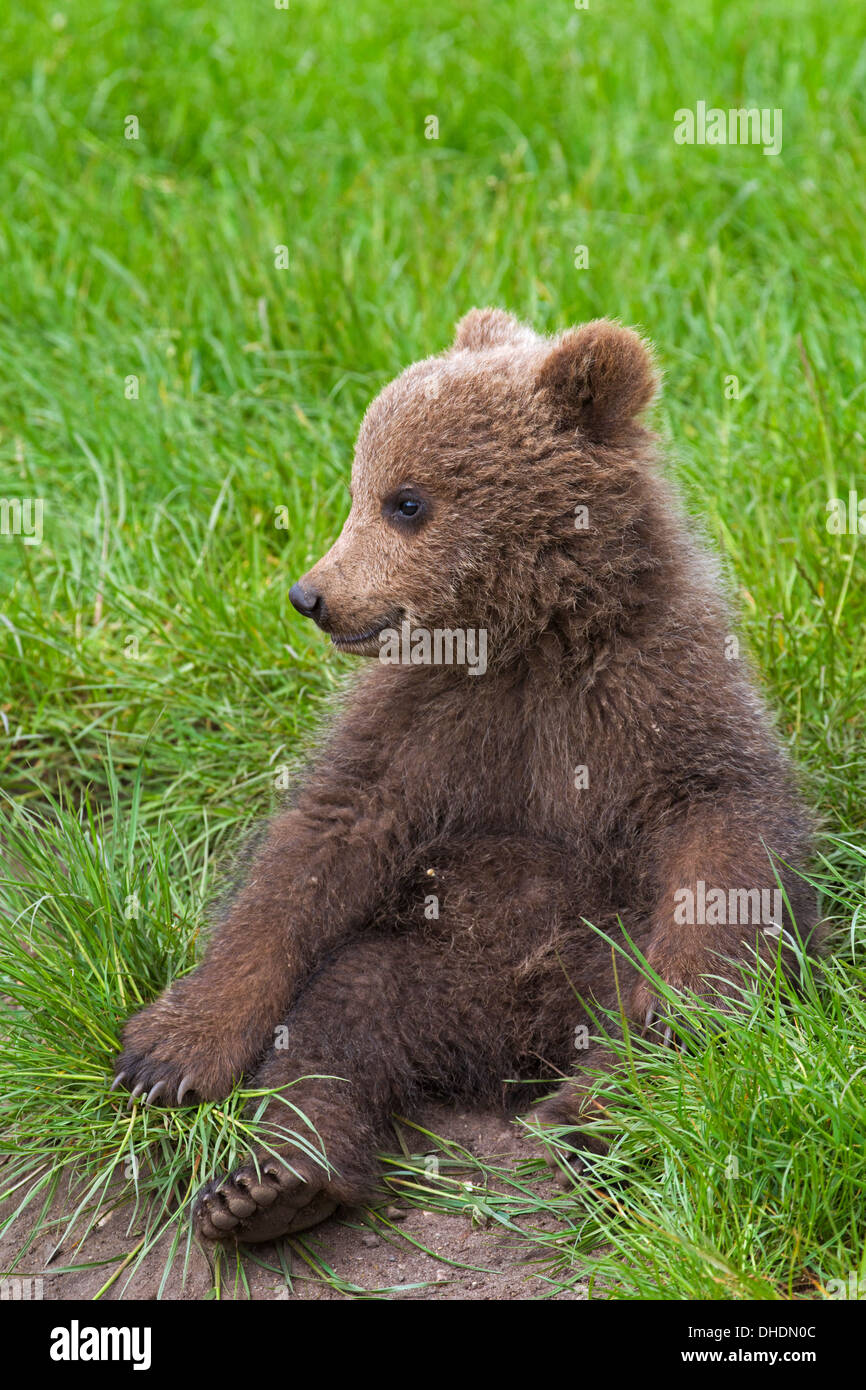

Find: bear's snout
289;580;326;626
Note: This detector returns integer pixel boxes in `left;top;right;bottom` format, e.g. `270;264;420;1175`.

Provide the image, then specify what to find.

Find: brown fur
113;310;818;1241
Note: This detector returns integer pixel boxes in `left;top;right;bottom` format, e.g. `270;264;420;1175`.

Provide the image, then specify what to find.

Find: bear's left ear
452;307;530;352
536;320;658;444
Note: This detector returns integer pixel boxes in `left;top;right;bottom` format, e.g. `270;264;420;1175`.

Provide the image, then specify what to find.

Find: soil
0;1103;587;1302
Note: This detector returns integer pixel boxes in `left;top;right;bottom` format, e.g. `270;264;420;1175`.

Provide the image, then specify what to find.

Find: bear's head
289;309;660;669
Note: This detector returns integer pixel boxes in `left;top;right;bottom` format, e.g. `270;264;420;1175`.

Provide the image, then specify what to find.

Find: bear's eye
384;488;428;527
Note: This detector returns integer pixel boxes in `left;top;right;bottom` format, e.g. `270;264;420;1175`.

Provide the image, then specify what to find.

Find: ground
1;0;865;1301
0;1107;585;1301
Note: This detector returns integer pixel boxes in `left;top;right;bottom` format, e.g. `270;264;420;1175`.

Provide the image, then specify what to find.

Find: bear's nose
289;581;325;624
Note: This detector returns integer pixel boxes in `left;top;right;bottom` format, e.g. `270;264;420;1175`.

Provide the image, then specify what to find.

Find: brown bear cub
113;310;817;1242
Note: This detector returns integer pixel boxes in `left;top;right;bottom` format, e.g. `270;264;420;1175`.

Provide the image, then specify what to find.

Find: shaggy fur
113;310;818;1242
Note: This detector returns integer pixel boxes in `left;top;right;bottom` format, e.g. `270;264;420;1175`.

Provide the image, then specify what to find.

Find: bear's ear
452;307;528;352
536;320;658;443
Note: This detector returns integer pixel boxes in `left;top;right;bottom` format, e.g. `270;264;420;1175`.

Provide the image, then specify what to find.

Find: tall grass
1;0;865;1297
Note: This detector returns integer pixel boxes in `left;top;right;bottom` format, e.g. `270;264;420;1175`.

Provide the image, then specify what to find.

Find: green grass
1;0;865;1299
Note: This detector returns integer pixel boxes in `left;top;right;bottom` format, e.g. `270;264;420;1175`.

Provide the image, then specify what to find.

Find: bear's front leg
113;772;417;1105
631;807;816;1045
113;809;314;1104
533;806;817;1162
113;964;276;1106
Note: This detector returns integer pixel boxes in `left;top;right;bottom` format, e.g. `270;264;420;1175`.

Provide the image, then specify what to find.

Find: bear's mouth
331;625;386;648
330;612;403;652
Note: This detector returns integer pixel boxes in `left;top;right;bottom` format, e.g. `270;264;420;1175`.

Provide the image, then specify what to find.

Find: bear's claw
176;1074;197;1105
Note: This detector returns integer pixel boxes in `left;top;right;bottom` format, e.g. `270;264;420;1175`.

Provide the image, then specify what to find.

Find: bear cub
113;309;817;1242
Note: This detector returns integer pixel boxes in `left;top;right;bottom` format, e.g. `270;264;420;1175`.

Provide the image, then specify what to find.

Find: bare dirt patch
0;1104;586;1301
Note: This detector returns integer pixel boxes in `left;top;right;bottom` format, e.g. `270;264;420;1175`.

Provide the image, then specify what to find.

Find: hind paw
193;1153;339;1244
